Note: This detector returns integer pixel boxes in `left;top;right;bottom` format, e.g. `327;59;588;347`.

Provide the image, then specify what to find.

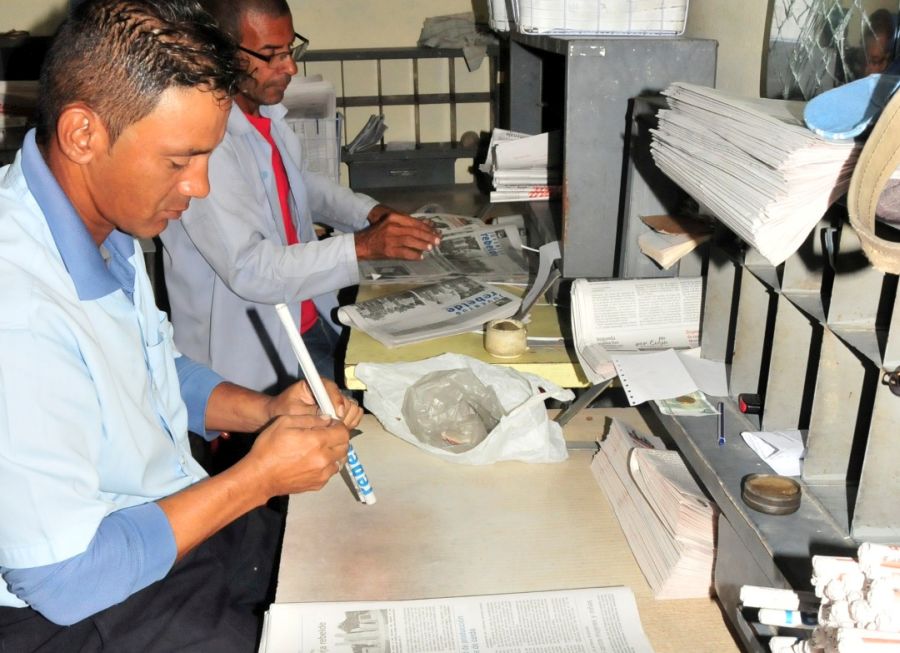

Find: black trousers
0;506;283;653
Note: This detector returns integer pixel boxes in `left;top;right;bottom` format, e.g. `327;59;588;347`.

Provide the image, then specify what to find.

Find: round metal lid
741;473;802;515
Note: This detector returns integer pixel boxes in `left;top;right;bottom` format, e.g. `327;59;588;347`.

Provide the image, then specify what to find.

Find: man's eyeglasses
238;32;309;66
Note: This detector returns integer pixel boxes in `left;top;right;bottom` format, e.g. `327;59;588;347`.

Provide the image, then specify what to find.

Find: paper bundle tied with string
847;86;900;274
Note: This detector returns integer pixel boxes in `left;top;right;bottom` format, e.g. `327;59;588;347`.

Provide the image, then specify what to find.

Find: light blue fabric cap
804;74;900;140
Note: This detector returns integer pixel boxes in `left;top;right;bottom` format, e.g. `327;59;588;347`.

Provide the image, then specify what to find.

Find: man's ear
55;103;109;164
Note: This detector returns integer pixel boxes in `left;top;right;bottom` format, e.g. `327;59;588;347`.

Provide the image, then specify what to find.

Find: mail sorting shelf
502;33;717;279
299;46;498;189
643;210;900;652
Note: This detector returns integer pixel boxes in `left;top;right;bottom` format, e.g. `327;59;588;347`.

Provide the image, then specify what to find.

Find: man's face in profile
82;86;230;240
236;11;299;108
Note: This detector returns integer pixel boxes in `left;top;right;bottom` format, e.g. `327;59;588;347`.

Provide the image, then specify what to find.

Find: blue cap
804;73;900;139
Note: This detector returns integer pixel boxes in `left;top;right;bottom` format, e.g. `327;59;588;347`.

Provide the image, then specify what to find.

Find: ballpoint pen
717;401;726;446
275;303;376;504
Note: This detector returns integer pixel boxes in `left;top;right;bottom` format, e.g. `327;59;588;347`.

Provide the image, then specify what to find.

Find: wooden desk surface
275;410;739;653
343;285;590;390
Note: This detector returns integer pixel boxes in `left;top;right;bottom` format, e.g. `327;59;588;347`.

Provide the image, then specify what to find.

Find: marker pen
758;608;818;628
275;303;376;505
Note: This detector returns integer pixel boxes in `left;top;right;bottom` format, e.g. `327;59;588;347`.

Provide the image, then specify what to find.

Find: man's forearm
203;381;273;433
157;456;268;560
158;413;346;559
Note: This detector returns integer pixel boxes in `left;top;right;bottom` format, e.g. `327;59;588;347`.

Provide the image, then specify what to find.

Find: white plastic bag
356;353;575;464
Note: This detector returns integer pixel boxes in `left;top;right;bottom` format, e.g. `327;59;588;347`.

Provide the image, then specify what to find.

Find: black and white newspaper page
337;277;520;348
260;586;654;653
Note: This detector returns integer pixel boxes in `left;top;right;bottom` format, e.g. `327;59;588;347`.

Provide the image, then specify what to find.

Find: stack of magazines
650;83;860;266
480;128;561;202
591;419;717;599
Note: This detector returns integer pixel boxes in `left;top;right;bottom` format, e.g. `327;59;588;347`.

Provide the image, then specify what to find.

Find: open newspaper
571;277;701;384
259;586;655;653
337;277;520;348
358;213;529;285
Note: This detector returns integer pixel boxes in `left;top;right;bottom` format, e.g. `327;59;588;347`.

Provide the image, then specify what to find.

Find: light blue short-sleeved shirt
0;132;209;608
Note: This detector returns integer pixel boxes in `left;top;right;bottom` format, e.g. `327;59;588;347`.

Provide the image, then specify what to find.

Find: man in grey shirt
160;0;440;393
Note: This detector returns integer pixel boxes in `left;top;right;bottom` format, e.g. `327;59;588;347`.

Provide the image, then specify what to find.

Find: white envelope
740;429;806;477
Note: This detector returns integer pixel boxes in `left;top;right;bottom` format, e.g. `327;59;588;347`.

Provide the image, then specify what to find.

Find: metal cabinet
503;34;717;278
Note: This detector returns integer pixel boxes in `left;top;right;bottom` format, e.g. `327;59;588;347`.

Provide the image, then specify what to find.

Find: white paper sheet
740;429;805;477
611;349;728;406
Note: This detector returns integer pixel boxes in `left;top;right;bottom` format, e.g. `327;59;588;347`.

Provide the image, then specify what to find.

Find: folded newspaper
358;213;529;285
337;277;520;348
571;277;702;385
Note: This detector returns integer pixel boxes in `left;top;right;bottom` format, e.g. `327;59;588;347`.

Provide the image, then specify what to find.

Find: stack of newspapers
591;419;717;599
650;83;860;266
480;128;562;202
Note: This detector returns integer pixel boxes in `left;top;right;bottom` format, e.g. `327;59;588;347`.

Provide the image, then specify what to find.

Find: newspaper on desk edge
338;276;520;348
259;586;655;653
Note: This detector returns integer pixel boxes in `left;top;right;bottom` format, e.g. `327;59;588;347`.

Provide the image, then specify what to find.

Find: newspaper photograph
571;277;702;384
259;586;655;653
358;213;529;285
337;277;520;348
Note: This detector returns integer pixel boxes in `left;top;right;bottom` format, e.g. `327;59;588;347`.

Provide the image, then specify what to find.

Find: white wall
683;0;770;96
293;0;475;48
1;0;67;34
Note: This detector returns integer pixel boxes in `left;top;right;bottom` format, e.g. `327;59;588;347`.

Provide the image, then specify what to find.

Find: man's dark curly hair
35;0;240;146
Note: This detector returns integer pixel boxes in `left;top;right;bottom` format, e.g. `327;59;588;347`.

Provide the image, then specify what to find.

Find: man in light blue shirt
0;2;359;651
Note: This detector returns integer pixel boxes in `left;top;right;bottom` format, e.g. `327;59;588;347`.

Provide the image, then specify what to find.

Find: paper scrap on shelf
740;429;806;477
611;348;728;406
638;215;712;270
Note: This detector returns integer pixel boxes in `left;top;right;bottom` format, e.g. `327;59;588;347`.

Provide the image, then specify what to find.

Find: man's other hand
267;379;363;429
354;208;441;261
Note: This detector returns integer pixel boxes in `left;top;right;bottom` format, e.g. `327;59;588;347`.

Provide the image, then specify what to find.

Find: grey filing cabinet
646;213;900;652
503;34;717;278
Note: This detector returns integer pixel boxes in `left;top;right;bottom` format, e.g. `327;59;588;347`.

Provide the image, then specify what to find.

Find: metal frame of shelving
301;46;498;188
645;215;900;652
